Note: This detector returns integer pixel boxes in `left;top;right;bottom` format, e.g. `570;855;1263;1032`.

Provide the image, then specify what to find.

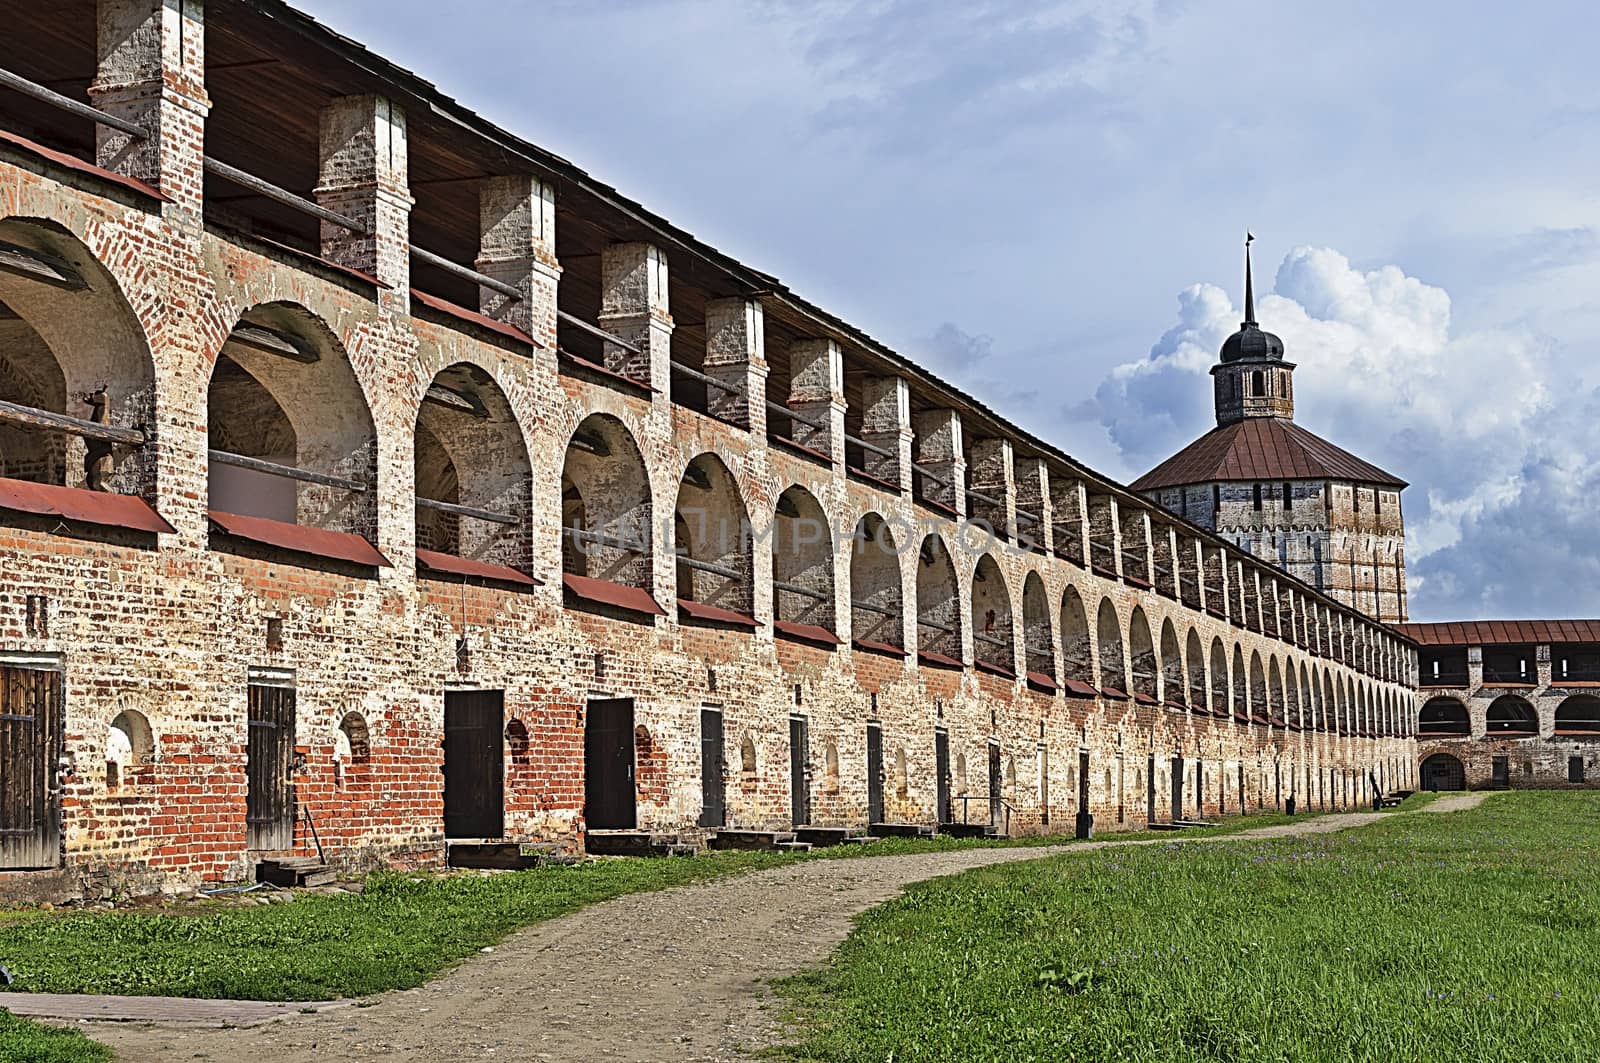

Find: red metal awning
0;477;175;535
918;649;965;670
1100;686;1130;701
558;349;656;393
1132;691;1160;706
975;659;1015;680
412;288;541;348
853;638;907;659
208;509;391;567
1026;670;1059;692
677;597;757;629
0;128;168;202
416;548;541;588
562;572;664;616
1062;679;1099;699
774;619;841;647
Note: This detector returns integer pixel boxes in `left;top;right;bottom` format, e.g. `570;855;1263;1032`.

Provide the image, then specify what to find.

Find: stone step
585;830;685;857
255;858;335;888
775;841;813;853
939;822;999;839
870;822;937;839
793;826;866;847
706;830;798;851
447;842;559;870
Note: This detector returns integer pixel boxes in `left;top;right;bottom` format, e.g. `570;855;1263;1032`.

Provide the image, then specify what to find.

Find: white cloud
1092;246;1597;620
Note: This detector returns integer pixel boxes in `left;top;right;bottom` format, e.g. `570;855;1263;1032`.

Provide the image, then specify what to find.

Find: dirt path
64;800;1488;1062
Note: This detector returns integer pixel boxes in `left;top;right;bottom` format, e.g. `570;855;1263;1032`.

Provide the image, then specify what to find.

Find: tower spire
1243;231;1256;326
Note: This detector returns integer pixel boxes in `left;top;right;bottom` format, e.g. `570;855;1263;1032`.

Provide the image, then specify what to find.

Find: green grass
0;1010;111;1063
775;791;1600;1062
0;810;1308;1003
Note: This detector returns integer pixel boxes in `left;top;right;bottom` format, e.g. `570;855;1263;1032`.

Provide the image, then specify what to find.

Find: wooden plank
209;449;367;492
0;398;145;446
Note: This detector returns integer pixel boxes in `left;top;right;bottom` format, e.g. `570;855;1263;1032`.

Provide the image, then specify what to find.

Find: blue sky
301;0;1600;621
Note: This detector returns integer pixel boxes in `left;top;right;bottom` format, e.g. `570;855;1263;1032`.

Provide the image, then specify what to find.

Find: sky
299;0;1600;622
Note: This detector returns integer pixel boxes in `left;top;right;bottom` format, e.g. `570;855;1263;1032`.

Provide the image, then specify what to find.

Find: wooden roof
1396;620;1600;647
1131;417;1406;491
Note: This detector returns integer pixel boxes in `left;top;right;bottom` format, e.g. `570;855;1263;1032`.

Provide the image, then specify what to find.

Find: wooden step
794;826;866;847
585;830;685;857
938;822;998;839
870;822;936;839
255;858;335;888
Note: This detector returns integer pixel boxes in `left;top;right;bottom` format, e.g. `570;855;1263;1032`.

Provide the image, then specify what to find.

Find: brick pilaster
316;95;412;315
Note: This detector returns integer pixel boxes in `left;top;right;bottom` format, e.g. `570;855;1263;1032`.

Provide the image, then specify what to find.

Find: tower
1131;236;1410;623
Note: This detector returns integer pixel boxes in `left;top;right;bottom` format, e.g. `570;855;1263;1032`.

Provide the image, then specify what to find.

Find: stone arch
106;707;154;793
415;362;533;571
1160;620;1183;704
739;732;758;776
208;302;378;536
337;710;372;763
503;717;529;764
1420;752;1465;792
849;513;902;649
0;217;157;497
1210;637;1229;715
1021;572;1053;682
772;484;836;633
955;752;968;795
1324;672;1337;733
895;747;909;798
970;554;1015;676
1555;695;1600;736
1268;657;1284;725
916;533;962;662
1486;694;1538;736
1232;645;1248;718
823;738;840;793
1128;606;1157;701
562;413;653;588
1249;652;1268;722
1185;628;1206;708
1060;585;1092;687
1096;597;1126;695
674;452;753;615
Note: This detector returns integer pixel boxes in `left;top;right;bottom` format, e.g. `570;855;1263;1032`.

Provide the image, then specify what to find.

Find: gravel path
62;796;1489;1062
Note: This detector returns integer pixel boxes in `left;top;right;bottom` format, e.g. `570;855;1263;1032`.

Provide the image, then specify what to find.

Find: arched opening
1232;646;1248;719
1324;673;1336;733
1268;658;1284;726
1555;695;1600;736
1060;586;1093;692
1486;695;1538;736
1127;607;1157;702
1185;628;1206;708
106;708;154;793
1096;598;1126;696
739;733;757;776
1249;653;1268;722
1210;637;1229;716
0;218;157;501
1420;753;1465;792
503;718;529;764
674;453;753;618
895;747;909;798
916;534;962;664
849;513;902;651
1251;370;1265;397
955;752;968;796
823;739;840;793
1160;620;1183;705
1021;572;1053;685
208;302;378;539
415;362;533;575
562;414;653;590
772;484;836;637
337;711;372;763
970;554;1014;677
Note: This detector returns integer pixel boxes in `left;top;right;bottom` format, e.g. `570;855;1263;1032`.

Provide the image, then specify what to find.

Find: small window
1282;482;1292;510
1251;370;1265;397
1253;484;1263;511
1212;484;1221;511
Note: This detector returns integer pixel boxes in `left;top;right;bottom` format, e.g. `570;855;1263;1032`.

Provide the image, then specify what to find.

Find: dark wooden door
1492;755;1509;788
789;716;810;826
988;744;1002;826
699;708;725;827
585;699;636;830
1570;756;1586;784
1170;756;1185;822
246;683;296;851
934;729;951;824
443;690;505;839
0;665;62;870
1038;745;1049;826
866;723;884;824
1077;749;1090;813
1146;754;1156;826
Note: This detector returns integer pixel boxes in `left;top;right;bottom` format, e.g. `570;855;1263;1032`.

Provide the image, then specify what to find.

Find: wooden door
987;743;1002;826
698;708;725;827
865;723;884;824
585;699;636;830
0;665;62;870
1170;755;1185;822
443;690;505;839
789;716;810;826
246;683;296;851
1146;754;1156;825
934;729;950;824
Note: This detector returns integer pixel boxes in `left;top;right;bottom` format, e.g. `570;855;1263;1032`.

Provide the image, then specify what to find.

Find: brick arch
849;512;902;650
771;483;837;634
1160;619;1183;705
1555;695;1600;736
674;451;754;616
1096;597;1127;696
561;412;653;590
1127;606;1156;701
970;553;1015;677
1060;585;1092;688
1486;694;1538;736
1210;636;1230;716
1021;571;1053;682
916;532;962;663
1185;627;1206;709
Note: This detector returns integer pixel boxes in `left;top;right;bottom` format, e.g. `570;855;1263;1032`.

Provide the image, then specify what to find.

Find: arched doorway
1420;753;1465;792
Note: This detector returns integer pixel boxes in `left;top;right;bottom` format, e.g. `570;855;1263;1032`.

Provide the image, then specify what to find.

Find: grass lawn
0;1010;111;1063
775;791;1600;1062
0;809;1307;1005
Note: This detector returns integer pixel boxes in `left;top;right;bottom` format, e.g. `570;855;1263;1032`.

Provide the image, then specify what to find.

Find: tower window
1251;370;1265;397
1212;484;1220;511
1253;483;1262;510
1282;482;1292;510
